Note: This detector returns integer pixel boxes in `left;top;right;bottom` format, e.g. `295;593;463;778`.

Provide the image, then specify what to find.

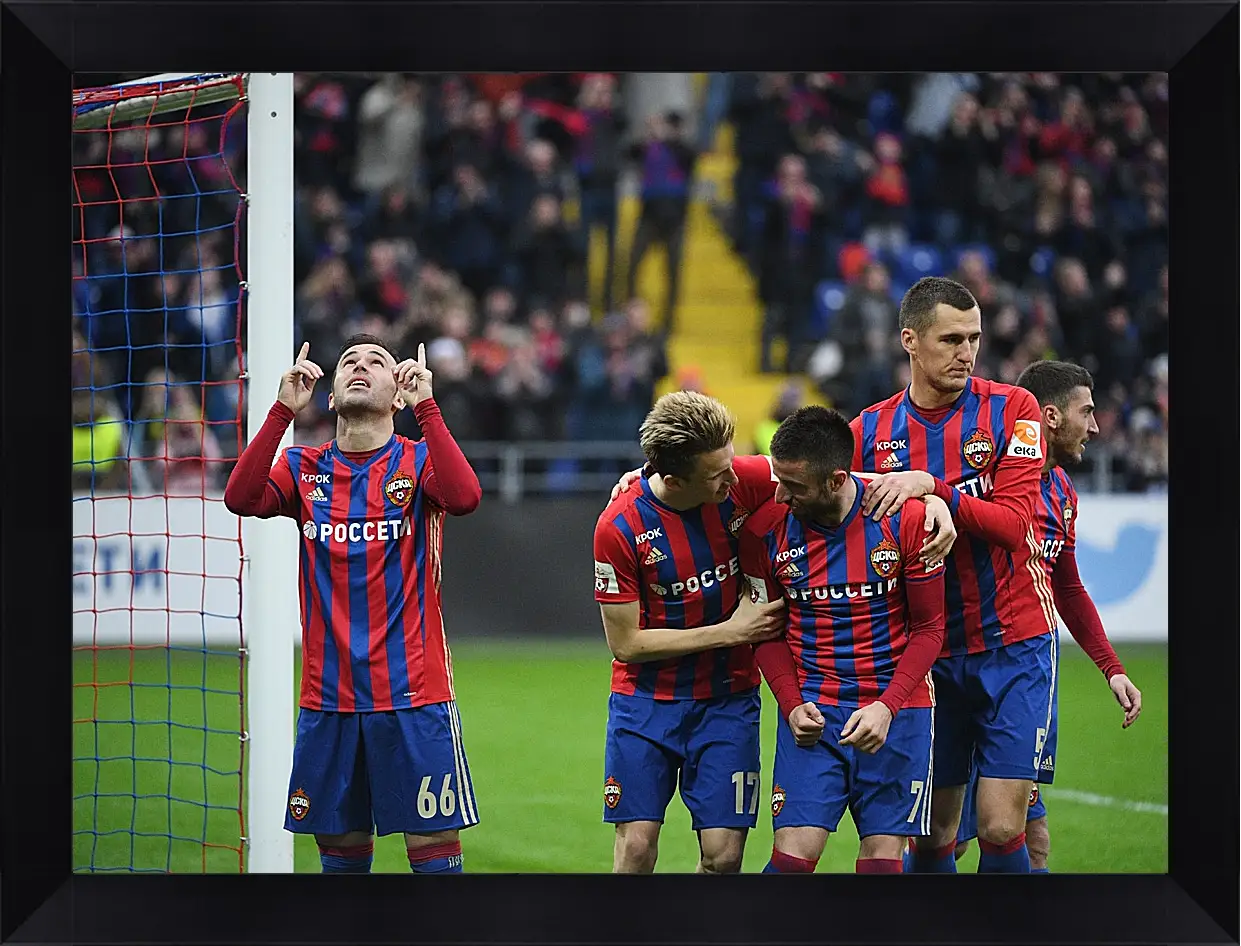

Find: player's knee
698;845;744;874
316;830;372;848
614;826;659;873
976;810;1027;846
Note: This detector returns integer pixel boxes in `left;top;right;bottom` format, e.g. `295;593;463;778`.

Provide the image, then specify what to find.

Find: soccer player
593;391;789;874
739;406;951;874
850;276;1053;873
948;360;1143;872
224;336;483;874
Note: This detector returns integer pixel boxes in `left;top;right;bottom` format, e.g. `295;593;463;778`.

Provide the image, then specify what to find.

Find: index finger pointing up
297;341;309;362
417;343;426;368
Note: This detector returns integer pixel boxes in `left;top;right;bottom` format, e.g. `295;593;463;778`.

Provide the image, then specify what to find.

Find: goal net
72;73;294;873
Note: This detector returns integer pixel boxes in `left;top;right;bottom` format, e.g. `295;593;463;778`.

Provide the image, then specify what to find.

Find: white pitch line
1044;788;1168;816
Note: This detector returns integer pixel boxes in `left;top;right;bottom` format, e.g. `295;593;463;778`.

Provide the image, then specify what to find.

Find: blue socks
408;840;463;873
978;833;1031;873
318;841;374;873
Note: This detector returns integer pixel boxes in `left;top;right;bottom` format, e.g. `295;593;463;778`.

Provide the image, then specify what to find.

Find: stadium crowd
71;72;1168;495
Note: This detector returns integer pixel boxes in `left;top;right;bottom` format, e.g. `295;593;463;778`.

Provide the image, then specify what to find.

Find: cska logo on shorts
1029;787;1040;808
385;471;415;507
869;539;901;579
288;787;311;821
963;430;995;471
603;776;622;810
771;784;786;818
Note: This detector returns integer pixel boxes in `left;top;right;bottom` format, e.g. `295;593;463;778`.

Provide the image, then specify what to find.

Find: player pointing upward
225;335;483;874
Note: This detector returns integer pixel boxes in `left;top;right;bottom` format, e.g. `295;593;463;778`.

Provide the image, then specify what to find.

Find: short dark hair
335;333;396;373
769;406;855;483
899;276;978;336
1016;359;1094;412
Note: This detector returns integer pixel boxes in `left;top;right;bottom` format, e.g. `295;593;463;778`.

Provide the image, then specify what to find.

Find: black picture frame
3;2;1234;943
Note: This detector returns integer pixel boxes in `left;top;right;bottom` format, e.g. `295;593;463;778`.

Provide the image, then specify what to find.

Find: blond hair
639;391;736;480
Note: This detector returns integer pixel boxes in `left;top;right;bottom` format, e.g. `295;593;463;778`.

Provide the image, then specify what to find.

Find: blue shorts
932;632;1058;787
956;765;1050;844
284;703;480;837
771;703;934;839
602;689;762;831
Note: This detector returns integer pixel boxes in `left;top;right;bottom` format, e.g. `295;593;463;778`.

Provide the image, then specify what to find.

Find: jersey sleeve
223;401;298;520
930;386;1044;552
414;399;483;516
739;500;785;604
878;501;947;717
894;499;940;584
731;453;780;509
849;415;865;471
593;516;641;604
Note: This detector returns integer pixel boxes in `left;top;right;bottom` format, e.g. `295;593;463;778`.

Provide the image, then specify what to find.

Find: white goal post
73;72;298;873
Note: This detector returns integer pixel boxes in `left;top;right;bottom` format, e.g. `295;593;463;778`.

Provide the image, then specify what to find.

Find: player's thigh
679;689;763;831
929;657;974;788
285;709;371;836
770;704;850;836
969;634;1057;782
851;706;935;841
603;693;684;824
361;702;480;837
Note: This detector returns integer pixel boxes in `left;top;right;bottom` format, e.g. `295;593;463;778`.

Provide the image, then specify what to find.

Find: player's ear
899;327;917;356
1042;402;1059;431
327;392;335;412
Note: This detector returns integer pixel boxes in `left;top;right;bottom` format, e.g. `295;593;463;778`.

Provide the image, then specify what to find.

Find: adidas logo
306;487;328;502
777;561;802;579
644;547;667;565
881;452;903;470
1040;755;1054;771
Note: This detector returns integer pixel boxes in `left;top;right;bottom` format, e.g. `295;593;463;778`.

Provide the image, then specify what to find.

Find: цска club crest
385;471;415;507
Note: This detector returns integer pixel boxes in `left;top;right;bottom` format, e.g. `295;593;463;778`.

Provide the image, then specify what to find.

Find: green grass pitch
73;641;1167;873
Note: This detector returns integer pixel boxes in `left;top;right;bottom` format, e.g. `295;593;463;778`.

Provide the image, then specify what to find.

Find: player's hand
610;467;645;501
839;701;893;754
788;702;825;747
1108;673;1142;729
861;471;935;521
277;342;324;414
727;593;786;645
394;344;434;408
919;494;956;567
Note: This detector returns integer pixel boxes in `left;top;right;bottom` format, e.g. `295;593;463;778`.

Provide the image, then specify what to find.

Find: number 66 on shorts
284;702;480;836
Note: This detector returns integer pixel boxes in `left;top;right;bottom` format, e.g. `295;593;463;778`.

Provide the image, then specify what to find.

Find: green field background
73;641;1167;874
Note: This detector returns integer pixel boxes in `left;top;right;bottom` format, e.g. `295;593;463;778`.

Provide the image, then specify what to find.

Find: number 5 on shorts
732;771;760;815
417;774;456;819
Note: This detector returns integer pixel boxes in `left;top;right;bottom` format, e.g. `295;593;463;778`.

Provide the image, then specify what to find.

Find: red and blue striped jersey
850;377;1052;657
267;434;453;712
1014;466;1077;633
739;484;944;710
593;454;779;700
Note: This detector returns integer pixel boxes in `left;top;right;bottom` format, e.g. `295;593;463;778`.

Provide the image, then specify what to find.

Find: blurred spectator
626;112;696;332
862;133;911;255
511;194;585;309
428;163;506;299
572;76;627;312
758;154;826;373
72;325;128;492
753;382;806;455
352;75;425;200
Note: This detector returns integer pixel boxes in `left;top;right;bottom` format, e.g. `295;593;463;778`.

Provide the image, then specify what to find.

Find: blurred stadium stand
72;72;1168;498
